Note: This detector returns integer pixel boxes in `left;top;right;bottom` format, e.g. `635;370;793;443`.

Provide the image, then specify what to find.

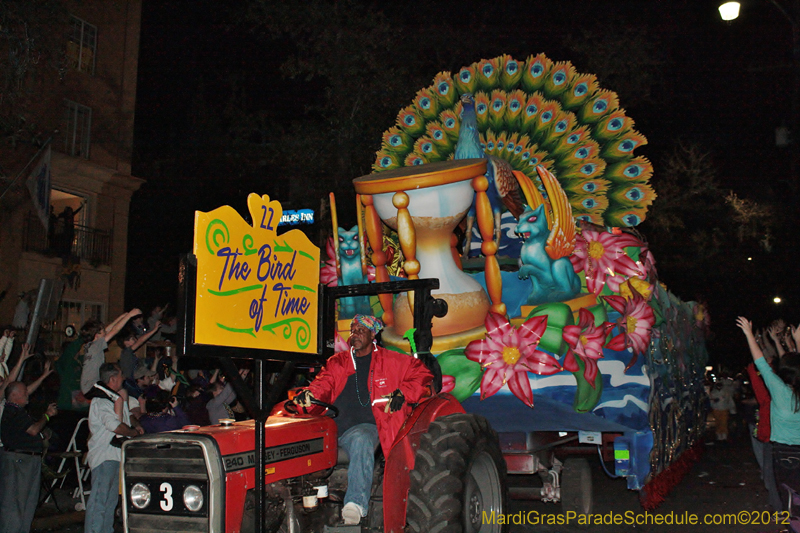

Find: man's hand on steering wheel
293;389;314;408
384;389;405;413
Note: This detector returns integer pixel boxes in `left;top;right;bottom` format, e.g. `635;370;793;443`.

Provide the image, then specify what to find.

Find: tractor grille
123;436;224;533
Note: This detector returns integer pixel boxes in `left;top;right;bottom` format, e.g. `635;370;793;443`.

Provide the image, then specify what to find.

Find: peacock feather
373;53;655;227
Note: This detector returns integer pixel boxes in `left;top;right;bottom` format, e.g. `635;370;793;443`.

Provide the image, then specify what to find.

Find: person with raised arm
738;316;800;510
79;308;141;395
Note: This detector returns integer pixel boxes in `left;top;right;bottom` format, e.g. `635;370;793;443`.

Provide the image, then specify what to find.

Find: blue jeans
338;423;379;512
85;460;120;533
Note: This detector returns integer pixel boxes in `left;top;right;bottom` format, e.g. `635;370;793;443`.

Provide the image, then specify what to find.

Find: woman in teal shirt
738;316;800;510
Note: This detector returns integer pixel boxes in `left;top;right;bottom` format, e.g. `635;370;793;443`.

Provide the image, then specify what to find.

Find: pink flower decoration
562;308;615;386
571;225;646;295
465;313;563;407
441;375;455;394
603;282;655;371
334;332;350;353
320;236;376;287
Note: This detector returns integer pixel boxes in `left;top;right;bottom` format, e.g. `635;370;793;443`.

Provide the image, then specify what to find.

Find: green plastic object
526;302;574;355
403;328;417;354
436;349;483;402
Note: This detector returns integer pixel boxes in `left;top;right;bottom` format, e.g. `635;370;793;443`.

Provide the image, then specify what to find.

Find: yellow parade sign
193;193;319;353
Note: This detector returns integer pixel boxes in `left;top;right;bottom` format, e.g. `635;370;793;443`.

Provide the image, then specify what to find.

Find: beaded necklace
352;346;373;408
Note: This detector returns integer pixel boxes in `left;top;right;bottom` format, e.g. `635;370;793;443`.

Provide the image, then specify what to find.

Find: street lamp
718;0;800;193
719;2;741;20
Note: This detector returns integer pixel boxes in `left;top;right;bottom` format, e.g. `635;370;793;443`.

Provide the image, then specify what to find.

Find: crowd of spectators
0;305;253;532
735;317;800;513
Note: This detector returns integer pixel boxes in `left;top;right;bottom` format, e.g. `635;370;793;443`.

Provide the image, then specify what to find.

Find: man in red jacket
294;314;432;525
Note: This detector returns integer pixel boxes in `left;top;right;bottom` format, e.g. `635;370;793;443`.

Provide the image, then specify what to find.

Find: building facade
0;0;143;348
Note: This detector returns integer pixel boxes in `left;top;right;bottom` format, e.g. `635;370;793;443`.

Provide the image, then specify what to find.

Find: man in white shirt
84;363;143;533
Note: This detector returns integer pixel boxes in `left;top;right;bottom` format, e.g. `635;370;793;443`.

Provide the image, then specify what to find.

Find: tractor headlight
183;485;204;512
130;483;151;509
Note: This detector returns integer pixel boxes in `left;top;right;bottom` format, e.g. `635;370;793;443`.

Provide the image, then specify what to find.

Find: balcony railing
23;213;113;266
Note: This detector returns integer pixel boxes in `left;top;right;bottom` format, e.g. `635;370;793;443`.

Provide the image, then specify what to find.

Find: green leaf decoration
526;302;574;355
571;351;604;413
436;349;483;402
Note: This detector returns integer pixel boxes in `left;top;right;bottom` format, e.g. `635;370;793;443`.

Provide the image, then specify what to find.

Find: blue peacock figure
373;53;656;230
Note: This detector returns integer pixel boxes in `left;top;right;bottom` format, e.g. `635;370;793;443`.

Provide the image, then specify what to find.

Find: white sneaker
341;502;364;525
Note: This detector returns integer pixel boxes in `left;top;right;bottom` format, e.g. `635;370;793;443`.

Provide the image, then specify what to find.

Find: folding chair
45;417;90;511
39;458;71;512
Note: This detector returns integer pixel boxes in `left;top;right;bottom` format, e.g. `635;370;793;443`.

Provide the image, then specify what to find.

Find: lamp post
719;1;800;193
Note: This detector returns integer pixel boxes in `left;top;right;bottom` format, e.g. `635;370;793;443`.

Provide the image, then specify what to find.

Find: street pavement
32;428;785;533
506;432;782;533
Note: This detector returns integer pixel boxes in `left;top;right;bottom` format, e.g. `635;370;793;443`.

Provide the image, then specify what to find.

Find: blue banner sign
279;209;314;226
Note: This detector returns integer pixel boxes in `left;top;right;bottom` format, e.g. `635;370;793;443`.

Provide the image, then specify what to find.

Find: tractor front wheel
406;413;508;533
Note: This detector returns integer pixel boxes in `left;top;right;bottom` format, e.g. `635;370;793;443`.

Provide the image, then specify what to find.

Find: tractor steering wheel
284;397;339;418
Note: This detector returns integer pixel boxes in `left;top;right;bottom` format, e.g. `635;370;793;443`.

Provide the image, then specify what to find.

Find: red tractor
121;272;508;533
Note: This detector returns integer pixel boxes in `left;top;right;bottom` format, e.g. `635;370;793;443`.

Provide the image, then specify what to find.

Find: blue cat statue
337;226;373;318
516;205;581;306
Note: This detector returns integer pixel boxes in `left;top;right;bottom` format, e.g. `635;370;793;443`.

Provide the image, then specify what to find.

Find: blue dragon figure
516;166;581;306
337;225;373;318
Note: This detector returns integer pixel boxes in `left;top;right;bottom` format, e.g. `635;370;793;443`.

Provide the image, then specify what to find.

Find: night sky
126;0;799;371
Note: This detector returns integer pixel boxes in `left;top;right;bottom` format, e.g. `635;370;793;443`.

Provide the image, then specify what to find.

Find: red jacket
308;345;432;454
746;362;771;442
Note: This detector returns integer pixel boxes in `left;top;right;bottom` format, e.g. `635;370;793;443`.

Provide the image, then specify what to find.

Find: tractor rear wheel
406;413;507;533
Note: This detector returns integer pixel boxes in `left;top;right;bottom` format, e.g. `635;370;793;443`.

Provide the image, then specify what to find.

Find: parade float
324;53;709;511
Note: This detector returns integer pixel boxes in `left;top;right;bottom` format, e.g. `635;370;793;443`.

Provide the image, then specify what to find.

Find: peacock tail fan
504;132;522;164
374;53;654;227
562;73;599;110
592;109;635;143
476;57;502;92
568;193;609;219
508;134;533;167
425;121;454;152
607;182;657;209
574;212;605;226
578;88;620;124
404;153;428;166
413;136;443;162
381;126;414;157
482;130;499;157
521;53;553;93
504;89;526;132
438;108;461;142
542;61;577;100
523;149;553;176
454;64;478;95
500;55;524;91
599;131;648;161
559;159;607;181
413;87;440;122
603;205;649;228
553;140;601;173
549;125;591;158
520;92;545;135
493;131;510;156
431;71;457;108
373;149;402;172
397;106;426;137
473;92;491;133
530;100;562;142
488;90;508;132
561;177;611;196
605;156;654;184
538;109;578;153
